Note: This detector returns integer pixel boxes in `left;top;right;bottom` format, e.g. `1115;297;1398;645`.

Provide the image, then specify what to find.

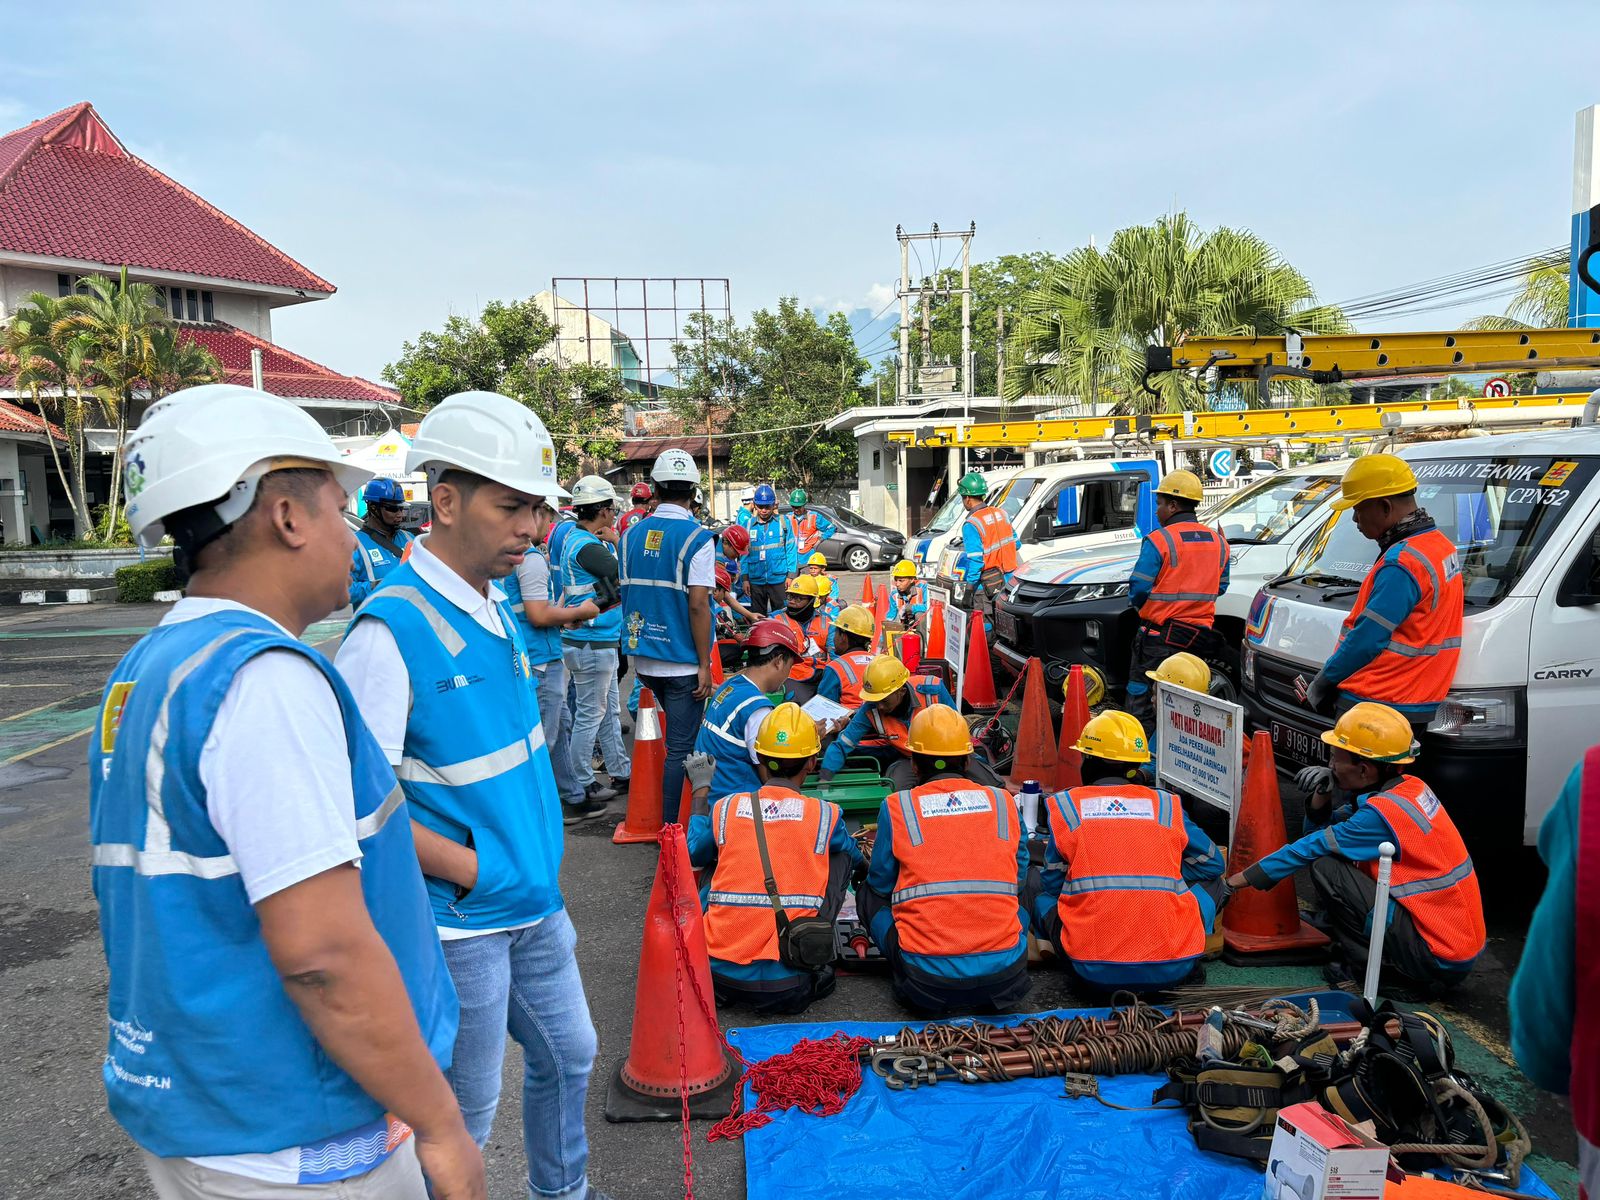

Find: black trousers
710;850;854;1016
748;581;789;616
1309;856;1470;995
856;886;1032;1016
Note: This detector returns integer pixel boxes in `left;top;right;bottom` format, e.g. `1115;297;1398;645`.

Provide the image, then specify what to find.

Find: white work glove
683;752;716;793
1295;765;1334;797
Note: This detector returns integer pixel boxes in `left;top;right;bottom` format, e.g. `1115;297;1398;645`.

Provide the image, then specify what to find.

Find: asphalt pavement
0;591;1578;1200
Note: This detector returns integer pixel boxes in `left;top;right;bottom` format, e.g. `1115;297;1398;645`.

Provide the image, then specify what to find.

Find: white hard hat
406;390;569;499
741;487;755;502
570;474;617;507
124;384;370;549
651;448;700;485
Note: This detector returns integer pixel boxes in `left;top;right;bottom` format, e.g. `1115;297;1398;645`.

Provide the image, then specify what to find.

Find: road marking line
2;725;91;765
2;698;69;722
0;683;66;689
3;653;128;661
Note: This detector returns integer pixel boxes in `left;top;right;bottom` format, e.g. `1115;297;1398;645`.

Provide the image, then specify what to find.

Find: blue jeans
564;644;627;790
638;671;705;826
440;911;597;1200
535;662;584;809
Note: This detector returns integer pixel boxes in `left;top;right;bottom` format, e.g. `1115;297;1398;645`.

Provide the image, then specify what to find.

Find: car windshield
922;493;967;536
1287;454;1600;609
991;476;1040;519
828;505;868;526
1205;472;1341;545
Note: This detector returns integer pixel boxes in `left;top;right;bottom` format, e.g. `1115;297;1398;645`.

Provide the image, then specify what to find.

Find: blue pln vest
561;526;622;646
88;609;455;1158
744;516;793;585
619;514;714;665
355;563;565;932
349;527;412;606
694;675;774;802
500;550;563;667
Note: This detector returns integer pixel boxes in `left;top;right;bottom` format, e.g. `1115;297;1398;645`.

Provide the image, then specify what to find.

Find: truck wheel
844;545;872;572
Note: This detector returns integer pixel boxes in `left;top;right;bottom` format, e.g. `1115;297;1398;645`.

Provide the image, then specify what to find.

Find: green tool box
802;764;891;817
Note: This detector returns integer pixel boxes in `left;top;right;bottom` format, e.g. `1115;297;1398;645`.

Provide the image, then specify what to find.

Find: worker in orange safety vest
814;604;876;708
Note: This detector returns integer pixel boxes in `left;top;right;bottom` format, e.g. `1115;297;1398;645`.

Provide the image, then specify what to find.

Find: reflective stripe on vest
869;680;937;753
1577;749;1600;1200
703;787;835;966
1340;528;1464;707
618;515;712;664
789;511;821;553
781;614;819;681
970;506;1019;575
825;651;874;708
695;677;774;802
1047;785;1204;967
1361;777;1485;965
1138;521;1228;627
883;778;1023;957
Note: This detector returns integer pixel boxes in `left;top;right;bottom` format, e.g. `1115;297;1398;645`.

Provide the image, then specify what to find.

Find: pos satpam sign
1154;682;1244;821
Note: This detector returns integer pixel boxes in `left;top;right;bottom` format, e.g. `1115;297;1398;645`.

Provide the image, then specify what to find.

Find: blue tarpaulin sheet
728;992;1557;1200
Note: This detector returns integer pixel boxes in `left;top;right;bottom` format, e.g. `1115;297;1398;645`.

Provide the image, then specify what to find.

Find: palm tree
2;295;92;536
1466;250;1570;331
1005;213;1349;412
147;325;222;399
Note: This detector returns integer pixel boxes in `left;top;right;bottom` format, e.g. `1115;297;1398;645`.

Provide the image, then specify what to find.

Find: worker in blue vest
691;619;806;806
562;475;631;806
336;390;611;1200
349;477;414;606
94;384;478;1199
743;484;796;616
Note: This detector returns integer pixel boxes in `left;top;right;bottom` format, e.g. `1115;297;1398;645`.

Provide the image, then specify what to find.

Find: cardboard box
1263;1101;1390;1200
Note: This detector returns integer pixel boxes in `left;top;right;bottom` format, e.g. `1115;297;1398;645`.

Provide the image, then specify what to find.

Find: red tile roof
619;435;728;462
181;322;401;406
0;396;63;439
0;103;333;294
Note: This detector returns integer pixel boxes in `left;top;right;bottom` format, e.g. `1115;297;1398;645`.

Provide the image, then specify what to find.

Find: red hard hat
721;525;750;554
714;564;733;590
745;618;803;655
630;482;652;502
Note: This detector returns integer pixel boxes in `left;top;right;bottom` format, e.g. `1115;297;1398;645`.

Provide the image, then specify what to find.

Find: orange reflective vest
1138;520;1229;627
867;677;939;753
777;614;826;681
703;785;840;966
881;777;1023;957
1340;529;1464;707
823;650;875;708
1362;776;1485;966
969;506;1020;576
1045;784;1205;967
789;511;824;554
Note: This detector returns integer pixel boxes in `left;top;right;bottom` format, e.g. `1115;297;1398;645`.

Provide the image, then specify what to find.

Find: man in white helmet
334;391;608;1200
618;447;716;821
562;474;630;810
91;385;479;1199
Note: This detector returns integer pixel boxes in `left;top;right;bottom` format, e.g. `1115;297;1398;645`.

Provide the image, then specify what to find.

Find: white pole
250;348;264;391
1362;841;1397;1005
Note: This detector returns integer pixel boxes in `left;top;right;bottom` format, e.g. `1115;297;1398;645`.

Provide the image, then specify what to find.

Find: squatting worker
335;391;610;1200
93;384;479;1199
803;551;840;613
1125;469;1229;728
562;475;631;806
619;448;716;824
885;559;927;631
956;470;1019;616
859;705;1031;1015
1298;454;1463;740
777;575;829;703
683;705;862;1014
1032;711;1225;996
349;476;415;607
1225;702;1484;995
693;618;805;805
743;483;796;616
814;604;877;708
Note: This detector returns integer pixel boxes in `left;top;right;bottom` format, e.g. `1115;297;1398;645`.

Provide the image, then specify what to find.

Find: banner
1154;682;1244;820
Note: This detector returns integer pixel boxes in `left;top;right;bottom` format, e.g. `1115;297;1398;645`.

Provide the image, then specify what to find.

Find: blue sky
1;1;1595;381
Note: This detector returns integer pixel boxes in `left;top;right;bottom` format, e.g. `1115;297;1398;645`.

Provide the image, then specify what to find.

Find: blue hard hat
753;484;777;506
363;478;405;504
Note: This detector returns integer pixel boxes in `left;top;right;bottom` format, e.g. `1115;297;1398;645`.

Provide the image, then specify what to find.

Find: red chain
973;656;1032;742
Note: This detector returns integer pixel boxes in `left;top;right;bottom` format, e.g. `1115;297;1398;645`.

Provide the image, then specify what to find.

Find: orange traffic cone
1222;731;1331;963
859;575;874;607
924;600;947;662
1007;657;1059;791
962;613;999;710
605;825;739;1121
1056;664;1091;790
613;688;665;845
873;584;888;650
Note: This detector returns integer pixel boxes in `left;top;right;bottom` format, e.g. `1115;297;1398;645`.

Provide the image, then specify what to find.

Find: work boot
608;775;631;795
563;795;610;824
586;780;617;803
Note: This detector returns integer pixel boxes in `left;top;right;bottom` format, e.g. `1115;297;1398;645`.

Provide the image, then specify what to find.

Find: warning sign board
1154;682;1245;819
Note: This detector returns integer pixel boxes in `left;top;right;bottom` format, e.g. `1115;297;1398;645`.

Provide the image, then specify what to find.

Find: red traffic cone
605;825;739;1121
1007;657;1059;791
962;614;999;710
1222;731;1331;963
924;600;947;662
873;584;888;651
709;648;725;686
1056;664;1091;790
613;689;665;845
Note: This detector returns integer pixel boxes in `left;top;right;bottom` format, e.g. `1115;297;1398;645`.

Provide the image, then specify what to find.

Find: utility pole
897;226;911;401
894;222;975;404
996;305;1006;411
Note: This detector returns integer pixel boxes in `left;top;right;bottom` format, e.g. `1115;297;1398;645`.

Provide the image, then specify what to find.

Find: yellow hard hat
1331;453;1418;511
860;655;910;702
787;575;821;597
1155;469;1205;503
891;559;918;579
1146;651;1211;693
831;603;875;638
807;552;829;568
1061;664;1107;707
1074;710;1151;764
1320;701;1417;763
905;703;973;756
754;702;821;763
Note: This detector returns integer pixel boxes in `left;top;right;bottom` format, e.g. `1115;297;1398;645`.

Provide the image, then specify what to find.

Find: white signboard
1154;682;1245;821
925;585;951;611
943;603;968;709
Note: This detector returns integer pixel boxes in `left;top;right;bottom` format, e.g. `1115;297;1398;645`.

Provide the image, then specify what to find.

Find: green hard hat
789;488;808;506
958;471;987;498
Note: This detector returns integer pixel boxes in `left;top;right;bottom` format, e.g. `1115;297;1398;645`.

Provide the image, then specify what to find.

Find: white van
1241;426;1600;846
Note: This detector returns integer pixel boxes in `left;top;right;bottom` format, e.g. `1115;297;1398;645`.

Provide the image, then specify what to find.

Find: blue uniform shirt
744;515;797;585
349;527;413;607
820;678;954;774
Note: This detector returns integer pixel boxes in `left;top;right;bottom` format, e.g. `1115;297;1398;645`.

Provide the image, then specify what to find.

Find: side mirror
1030;510;1054;542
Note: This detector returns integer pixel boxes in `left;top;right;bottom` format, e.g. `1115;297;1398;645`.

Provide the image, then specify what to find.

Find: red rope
706;1033;873;1143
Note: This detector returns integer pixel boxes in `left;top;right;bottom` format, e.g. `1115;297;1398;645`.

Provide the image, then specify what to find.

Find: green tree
383;297;630;464
1;294;91;536
1005;213;1349;412
146;324;224;400
1466;250;1570;331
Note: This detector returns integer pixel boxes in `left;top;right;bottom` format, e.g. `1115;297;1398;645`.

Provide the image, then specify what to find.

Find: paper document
801;694;852;724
